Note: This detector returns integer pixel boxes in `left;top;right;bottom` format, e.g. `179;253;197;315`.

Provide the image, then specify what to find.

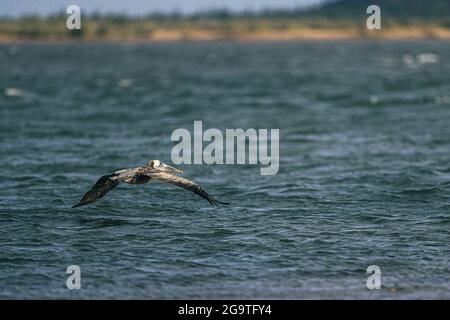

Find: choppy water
1;41;450;299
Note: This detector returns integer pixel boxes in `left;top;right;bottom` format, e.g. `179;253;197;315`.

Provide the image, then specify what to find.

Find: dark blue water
1;41;450;299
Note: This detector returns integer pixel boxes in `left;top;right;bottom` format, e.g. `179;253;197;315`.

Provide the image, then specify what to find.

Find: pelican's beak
161;163;183;174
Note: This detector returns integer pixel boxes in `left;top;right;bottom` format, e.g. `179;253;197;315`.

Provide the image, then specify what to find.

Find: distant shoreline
2;15;450;43
1;27;450;44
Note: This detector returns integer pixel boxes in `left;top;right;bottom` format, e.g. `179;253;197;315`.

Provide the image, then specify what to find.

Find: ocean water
1;41;450;299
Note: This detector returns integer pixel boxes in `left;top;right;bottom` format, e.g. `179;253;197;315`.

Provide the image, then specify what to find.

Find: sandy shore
1;26;450;43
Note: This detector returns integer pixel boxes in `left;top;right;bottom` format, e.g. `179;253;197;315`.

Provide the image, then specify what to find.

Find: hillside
305;0;450;19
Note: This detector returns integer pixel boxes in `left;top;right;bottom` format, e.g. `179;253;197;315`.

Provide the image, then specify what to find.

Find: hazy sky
1;0;328;17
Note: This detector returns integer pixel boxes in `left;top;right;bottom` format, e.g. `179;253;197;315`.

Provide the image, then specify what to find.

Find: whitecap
117;78;132;88
4;87;25;97
417;53;439;64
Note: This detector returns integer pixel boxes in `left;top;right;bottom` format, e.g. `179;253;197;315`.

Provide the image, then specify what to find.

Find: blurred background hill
305;0;450;19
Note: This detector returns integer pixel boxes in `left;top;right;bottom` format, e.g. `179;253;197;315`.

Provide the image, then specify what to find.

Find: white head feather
149;160;160;167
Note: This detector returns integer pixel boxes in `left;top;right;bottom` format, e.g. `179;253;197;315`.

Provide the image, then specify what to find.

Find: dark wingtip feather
210;198;230;207
72;203;84;209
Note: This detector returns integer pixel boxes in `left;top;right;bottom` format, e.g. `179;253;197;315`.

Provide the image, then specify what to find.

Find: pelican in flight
72;160;229;208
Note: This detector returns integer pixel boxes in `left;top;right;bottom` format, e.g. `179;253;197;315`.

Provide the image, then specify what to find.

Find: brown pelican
72;160;229;208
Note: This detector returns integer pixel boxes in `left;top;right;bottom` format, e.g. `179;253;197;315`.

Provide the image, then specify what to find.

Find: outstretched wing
150;172;229;207
72;174;120;208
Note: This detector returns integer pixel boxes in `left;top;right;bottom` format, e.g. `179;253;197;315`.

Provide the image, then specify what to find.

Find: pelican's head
148;160;183;174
